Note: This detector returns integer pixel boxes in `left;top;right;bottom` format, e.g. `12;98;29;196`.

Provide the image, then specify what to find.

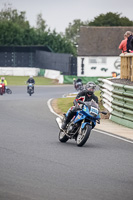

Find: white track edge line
47;98;63;119
94;129;133;144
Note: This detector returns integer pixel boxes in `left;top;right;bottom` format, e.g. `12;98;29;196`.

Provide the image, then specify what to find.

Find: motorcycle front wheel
29;91;32;96
76;125;92;147
0;88;3;95
59;130;69;143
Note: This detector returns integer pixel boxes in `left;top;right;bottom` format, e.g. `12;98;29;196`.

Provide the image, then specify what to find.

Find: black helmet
85;82;96;95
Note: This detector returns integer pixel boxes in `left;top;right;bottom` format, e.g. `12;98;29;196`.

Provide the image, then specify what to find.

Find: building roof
0;45;53;53
77;26;133;56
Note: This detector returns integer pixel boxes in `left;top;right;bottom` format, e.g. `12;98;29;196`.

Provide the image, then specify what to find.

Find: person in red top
119;33;127;53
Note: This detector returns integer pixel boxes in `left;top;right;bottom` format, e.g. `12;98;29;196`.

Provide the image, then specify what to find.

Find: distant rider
74;78;83;90
0;77;7;92
27;76;35;92
61;82;98;130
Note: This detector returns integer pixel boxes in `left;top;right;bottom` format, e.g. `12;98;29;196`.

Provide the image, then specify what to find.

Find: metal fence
0;46;77;75
0;52;35;67
35;50;77;75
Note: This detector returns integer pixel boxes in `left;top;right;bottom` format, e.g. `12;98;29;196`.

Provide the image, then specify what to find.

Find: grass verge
2;76;59;85
56;90;104;114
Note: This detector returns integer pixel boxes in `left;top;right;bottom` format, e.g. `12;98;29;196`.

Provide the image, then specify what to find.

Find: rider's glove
73;99;78;106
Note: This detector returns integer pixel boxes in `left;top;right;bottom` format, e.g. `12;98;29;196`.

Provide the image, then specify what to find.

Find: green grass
57;90;104;114
57;97;75;113
2;76;59;85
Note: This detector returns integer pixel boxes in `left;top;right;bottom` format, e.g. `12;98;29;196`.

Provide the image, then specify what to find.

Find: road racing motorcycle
5;88;12;94
27;83;34;96
0;83;5;95
0;83;12;95
56;99;107;147
74;81;84;92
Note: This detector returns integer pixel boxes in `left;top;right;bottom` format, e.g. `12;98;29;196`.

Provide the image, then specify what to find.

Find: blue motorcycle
57;99;107;147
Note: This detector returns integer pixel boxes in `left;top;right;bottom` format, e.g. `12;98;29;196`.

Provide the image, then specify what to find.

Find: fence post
127;57;130;79
120;53;133;81
131;57;133;81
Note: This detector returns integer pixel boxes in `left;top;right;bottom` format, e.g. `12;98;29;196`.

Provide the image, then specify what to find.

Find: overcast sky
0;0;133;33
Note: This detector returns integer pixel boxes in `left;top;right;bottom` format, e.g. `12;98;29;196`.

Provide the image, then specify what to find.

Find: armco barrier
0;67;40;76
98;78;133;129
44;69;63;84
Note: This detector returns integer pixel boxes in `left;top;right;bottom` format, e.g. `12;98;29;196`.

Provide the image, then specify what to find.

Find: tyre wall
98;78;133;129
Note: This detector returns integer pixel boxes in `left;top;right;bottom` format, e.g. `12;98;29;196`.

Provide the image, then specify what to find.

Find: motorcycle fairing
72;104;100;128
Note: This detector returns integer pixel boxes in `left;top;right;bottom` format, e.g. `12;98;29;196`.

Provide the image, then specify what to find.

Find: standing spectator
119;33;127;53
125;31;133;53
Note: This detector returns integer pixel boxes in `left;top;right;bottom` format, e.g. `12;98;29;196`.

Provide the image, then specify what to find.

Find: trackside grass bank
56;91;105;114
2;76;59;85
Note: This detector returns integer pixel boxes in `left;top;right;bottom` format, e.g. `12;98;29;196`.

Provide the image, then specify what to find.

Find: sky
0;0;133;33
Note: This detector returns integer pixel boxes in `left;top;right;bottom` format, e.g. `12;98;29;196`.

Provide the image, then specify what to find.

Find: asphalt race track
0;85;133;200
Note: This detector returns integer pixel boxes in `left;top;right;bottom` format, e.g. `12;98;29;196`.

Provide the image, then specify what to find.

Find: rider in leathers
27;76;35;92
0;77;7;92
61;82;98;130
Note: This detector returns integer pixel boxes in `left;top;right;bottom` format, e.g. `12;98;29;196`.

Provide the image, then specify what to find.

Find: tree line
0;4;133;56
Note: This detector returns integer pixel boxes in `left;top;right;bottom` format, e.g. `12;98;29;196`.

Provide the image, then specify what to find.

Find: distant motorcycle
0;84;4;95
5;87;12;94
27;83;34;96
56;99;107;147
0;83;5;95
75;82;84;92
0;83;12;95
73;79;84;92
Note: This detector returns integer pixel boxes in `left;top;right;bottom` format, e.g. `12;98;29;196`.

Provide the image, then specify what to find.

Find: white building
77;26;133;77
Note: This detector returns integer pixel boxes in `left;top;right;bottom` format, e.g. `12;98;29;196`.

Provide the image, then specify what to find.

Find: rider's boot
61;120;67;130
61;111;74;131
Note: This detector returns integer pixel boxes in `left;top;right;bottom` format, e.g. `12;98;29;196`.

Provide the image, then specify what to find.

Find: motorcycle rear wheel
6;88;12;94
59;130;69;143
76;125;92;147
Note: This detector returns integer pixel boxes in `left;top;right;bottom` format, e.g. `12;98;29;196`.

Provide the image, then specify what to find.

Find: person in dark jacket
125;31;133;53
61;82;98;130
27;76;35;92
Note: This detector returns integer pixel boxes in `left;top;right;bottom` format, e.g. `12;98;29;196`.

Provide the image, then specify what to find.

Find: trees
64;12;133;53
88;12;133;26
36;13;47;33
65;19;85;43
0;4;33;45
0;4;30;28
0;4;76;55
1;4;133;56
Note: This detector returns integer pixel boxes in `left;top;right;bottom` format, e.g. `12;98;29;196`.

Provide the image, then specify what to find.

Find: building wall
77;56;120;77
